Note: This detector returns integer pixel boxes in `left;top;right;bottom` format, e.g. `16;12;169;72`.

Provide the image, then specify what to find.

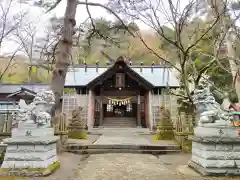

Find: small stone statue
17;90;55;128
193;76;232;127
68;106;87;139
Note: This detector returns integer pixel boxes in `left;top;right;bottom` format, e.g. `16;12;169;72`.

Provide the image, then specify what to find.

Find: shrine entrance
88;56;154;128
102;98;137;127
104;97;136;118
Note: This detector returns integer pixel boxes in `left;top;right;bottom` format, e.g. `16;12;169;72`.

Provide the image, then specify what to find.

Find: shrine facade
63;56;180;130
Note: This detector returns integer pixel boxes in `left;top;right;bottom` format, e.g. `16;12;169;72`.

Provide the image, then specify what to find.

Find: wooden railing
0;114;14;137
0;113;69;140
174;112;195;152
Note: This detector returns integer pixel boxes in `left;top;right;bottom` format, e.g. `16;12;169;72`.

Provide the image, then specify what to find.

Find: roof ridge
0;83;49;85
69;65;172;68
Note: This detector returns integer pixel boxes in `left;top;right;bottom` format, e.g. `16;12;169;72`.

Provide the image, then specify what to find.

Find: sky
1;0;152;54
1;0;238;55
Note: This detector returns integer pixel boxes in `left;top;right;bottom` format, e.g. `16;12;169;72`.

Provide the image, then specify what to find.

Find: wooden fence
174;111;196;152
0;112;69;137
0;114;14;138
53;113;68;135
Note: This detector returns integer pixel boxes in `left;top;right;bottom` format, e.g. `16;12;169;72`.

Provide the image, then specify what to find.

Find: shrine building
63;56;180;130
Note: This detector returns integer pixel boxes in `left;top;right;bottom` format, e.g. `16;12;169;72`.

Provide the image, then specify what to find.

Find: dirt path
3;153;240;180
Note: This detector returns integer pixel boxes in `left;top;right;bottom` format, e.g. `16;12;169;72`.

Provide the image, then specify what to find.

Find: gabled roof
86;56;154;89
65;61;179;88
0;84;50;94
7;87;37;98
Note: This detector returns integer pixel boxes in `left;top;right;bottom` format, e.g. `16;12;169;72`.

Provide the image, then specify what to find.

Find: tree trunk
51;0;77;116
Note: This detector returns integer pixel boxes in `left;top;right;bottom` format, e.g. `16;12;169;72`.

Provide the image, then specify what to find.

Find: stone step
103;120;136;127
103;122;136;124
103;119;136;122
103;118;136;121
103;120;136;123
102;126;136;128
67;144;181;150
103;124;136;127
67;149;181;154
89;128;151;134
67;144;181;154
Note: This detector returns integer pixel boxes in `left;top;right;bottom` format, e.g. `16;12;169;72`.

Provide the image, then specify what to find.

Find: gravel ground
76;153;240;180
2;152;240;180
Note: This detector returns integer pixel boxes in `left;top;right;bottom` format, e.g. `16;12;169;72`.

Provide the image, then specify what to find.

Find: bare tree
27;0;230;114
25;0;137;115
106;0;239;104
0;45;23;81
14;22;38;82
0;0;27;81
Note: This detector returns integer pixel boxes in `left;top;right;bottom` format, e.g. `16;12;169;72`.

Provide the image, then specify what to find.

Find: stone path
93;134;150;145
91;128;176;146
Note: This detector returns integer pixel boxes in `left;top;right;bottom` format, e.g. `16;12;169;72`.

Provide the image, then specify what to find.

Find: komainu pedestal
0;90;60;177
188;126;240;176
188;76;238;176
0;123;59;176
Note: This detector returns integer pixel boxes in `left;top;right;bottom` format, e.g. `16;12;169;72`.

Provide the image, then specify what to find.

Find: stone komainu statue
193;76;232;127
155;106;174;140
68;106;87;139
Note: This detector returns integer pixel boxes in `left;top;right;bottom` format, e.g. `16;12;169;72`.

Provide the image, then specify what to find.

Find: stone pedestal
155;109;174;140
188;126;240;176
0;123;60;177
68;107;87;139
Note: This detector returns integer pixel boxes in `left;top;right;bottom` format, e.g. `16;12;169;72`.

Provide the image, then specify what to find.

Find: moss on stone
68;130;87;139
154;130;174;140
182;140;192;153
0;161;60;173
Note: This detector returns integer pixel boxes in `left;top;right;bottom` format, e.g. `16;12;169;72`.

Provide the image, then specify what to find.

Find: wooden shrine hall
63;56;180;129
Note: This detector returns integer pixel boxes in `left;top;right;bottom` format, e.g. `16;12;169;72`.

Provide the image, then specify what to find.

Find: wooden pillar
87;90;92;130
149;91;153;131
137;93;141;127
99;87;104;126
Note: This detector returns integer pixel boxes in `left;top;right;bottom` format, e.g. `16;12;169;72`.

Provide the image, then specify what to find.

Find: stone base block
155;130;174;140
1;136;59;171
188;160;240;176
189;126;240;176
12;127;54;137
194;126;238;138
0;161;60;177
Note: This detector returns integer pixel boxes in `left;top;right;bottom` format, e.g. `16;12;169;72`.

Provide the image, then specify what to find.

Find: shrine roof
0;84;50;94
65;60;179;88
